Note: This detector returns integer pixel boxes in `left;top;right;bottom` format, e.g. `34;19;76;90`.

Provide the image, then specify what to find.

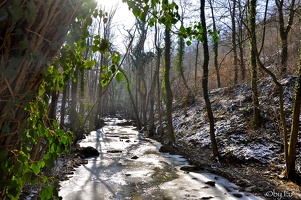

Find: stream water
59;118;264;200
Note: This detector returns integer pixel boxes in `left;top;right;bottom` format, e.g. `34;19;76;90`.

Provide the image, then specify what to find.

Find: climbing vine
0;0;118;199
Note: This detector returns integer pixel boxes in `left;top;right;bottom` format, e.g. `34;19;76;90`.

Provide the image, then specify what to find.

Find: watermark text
265;189;293;199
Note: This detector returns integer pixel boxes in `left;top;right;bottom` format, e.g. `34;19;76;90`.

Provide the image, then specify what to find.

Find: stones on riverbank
180;165;202;172
116;120;135;126
75;146;100;158
201;196;214;200
159;144;177;153
131;155;139;159
205;181;216;187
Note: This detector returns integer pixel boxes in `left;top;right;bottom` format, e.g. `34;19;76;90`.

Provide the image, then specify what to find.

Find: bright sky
95;0;135;52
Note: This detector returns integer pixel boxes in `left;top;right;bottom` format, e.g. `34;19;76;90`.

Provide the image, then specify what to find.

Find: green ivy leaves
100;52;124;86
92;36;110;54
0;9;8;21
25;0;37;24
8;0;23;22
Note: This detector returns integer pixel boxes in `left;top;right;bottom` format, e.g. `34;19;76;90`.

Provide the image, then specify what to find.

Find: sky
97;0;134;26
95;0;135;52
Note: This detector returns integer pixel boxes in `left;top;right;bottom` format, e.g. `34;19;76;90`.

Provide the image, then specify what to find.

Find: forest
0;0;300;199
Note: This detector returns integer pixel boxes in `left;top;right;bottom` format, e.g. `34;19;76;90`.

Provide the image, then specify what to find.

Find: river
59;118;263;200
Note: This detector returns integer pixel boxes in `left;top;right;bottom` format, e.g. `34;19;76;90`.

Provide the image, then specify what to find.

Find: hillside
165;75;301;199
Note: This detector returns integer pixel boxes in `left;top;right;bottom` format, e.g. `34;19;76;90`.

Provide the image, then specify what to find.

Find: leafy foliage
123;0;220;46
0;0;111;199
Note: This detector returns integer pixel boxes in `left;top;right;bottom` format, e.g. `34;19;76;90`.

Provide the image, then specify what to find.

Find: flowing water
59;118;264;200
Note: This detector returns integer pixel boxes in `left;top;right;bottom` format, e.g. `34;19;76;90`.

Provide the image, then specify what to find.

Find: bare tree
208;0;221;88
94;5;117;127
229;0;239;85
164;24;175;144
200;0;219;157
238;0;247;81
275;0;297;76
248;0;261;126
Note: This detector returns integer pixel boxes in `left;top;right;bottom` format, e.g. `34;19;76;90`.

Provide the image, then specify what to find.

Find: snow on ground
172;75;301;169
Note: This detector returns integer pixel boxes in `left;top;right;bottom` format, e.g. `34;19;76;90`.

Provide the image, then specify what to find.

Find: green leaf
40;185;54;200
84;60;96;69
8;2;23;22
91;45;98;52
39;84;46;96
186;40;192;46
109;65;116;73
149;17;156;27
112;52;120;63
115;71;124;83
6;57;21;80
0;9;8;21
2;124;10;133
0;150;8;170
99;39;110;53
31;163;40;175
19;40;30;50
208;29;219;43
38;161;45;168
25;0;37;23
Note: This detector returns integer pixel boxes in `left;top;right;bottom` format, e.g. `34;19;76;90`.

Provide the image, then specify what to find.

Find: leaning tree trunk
0;0;86;198
286;30;301;180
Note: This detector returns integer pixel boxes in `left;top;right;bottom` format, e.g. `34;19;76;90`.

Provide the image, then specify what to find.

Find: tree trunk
70;67;79;134
95;59;104;129
48;90;59;124
120;68;142;130
286;34;301;180
250;0;290;180
231;0;239;85
248;0;261;126
177;20;191;93
200;0;219;157
209;0;221;88
156;42;164;137
0;1;87;198
164;27;175;144
79;69;85;114
238;0;246;81
276;0;296;76
194;41;200;93
148;65;158;137
79;39;89;115
60;82;68;129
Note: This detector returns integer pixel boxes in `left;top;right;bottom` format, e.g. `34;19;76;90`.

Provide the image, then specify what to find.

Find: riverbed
59;118;263;199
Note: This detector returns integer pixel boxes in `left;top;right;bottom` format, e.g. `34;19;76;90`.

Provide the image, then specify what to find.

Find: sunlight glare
95;0;121;9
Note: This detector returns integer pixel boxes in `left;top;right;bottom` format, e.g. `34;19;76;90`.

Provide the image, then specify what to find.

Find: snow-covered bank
169;75;301;199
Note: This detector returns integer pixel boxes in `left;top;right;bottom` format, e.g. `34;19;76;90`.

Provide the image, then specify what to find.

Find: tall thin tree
200;0;219;157
275;0;297;76
248;0;261;126
209;0;221;88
